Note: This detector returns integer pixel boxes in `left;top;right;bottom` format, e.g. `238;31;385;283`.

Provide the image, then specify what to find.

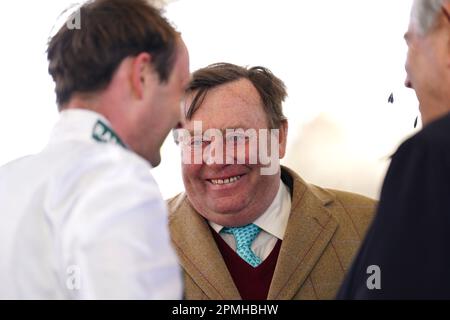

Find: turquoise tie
222;224;262;267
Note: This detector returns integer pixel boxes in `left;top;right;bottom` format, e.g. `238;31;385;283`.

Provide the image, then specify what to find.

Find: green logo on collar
92;120;126;148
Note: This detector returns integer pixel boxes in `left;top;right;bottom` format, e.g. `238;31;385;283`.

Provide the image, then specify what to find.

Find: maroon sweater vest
211;229;282;300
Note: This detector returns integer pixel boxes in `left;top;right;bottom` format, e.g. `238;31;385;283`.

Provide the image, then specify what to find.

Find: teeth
229;176;240;183
210;175;241;185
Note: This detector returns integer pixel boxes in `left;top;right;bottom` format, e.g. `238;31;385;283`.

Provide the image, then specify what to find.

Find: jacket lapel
169;194;241;299
267;167;338;299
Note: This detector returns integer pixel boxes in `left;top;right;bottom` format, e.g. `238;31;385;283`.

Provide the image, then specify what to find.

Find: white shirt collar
209;180;292;240
48;109;126;148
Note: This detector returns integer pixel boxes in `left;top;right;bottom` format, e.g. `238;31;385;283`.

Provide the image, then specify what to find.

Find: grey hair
412;0;445;34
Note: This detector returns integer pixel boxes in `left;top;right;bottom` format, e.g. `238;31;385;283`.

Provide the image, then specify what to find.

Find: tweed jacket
168;166;376;299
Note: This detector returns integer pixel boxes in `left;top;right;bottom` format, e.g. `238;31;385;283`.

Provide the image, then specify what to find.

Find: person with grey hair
337;0;450;299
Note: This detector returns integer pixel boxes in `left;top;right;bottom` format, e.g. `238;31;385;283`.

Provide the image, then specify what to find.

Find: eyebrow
185;126;255;135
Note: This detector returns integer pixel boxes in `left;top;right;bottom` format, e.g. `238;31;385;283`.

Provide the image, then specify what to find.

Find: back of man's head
47;0;178;109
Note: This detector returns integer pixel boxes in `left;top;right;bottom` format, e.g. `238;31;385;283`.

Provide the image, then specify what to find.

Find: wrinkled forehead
182;79;269;130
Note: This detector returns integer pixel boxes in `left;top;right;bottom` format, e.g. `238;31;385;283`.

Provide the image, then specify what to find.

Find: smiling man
168;63;376;300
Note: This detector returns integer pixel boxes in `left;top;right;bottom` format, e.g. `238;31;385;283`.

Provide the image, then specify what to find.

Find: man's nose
405;76;412;89
404;65;412;88
202;145;235;166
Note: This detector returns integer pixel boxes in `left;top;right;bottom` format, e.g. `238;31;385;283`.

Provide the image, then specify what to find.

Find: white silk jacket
0;109;181;299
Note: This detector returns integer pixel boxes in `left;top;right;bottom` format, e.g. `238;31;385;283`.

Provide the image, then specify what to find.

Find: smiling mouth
208;175;243;185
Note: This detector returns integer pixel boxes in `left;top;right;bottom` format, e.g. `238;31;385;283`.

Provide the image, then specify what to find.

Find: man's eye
226;134;247;143
190;139;204;146
190;138;212;146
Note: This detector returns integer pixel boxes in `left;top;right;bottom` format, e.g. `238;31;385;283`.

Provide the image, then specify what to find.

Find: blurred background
0;0;418;200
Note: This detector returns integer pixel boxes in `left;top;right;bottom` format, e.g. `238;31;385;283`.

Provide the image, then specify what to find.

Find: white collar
47;109;127;148
209;180;292;240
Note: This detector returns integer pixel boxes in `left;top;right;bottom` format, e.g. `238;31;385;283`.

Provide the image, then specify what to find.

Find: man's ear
130;52;152;100
278;120;288;159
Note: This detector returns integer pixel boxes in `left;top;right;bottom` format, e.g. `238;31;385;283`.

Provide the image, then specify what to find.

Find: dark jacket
337;113;450;299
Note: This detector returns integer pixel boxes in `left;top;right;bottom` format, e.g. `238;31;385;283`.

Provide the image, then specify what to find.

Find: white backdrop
0;0;418;200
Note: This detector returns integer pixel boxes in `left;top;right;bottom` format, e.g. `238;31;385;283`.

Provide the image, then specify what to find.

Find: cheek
249;172;277;197
182;164;204;188
228;135;270;166
160;90;181;119
172;94;182;116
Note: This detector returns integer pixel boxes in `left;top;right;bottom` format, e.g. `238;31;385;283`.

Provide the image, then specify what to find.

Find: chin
210;209;256;227
207;197;248;215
